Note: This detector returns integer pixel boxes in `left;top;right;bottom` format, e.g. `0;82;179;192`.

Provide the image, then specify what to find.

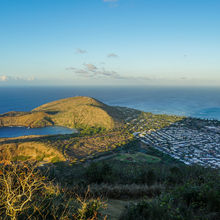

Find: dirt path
102;199;130;220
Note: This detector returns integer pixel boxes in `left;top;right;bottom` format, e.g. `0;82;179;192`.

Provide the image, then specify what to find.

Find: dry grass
0;96;138;163
0;96;137;129
0;141;65;163
0;162;58;219
47;131;133;161
0;130;132;163
0;162;107;220
0;111;53;128
33;96;127;129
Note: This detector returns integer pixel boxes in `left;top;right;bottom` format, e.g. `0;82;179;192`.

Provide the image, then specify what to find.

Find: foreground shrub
120;199;175;220
120;183;220;220
172;183;220;215
0;162;55;219
74;187;107;220
0;162;106;220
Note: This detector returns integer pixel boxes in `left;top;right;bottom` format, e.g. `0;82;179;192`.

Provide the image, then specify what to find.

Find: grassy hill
32;96;126;129
0;136;65;163
0;96;139;129
0;96;139;163
0;111;54;128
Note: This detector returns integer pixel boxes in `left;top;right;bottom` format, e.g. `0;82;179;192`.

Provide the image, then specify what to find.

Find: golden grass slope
0;111;53;128
0;97;140;163
0;96;139;129
0;137;65;163
33;96;119;129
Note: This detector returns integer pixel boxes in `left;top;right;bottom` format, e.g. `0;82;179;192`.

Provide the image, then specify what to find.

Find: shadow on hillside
44;111;60;115
0;133;79;145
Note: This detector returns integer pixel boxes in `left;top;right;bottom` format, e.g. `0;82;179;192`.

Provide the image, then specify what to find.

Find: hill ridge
0;96;138;129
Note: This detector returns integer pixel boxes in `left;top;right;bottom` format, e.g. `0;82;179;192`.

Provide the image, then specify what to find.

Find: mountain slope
33;96;118;129
0;137;65;163
0;96;138;129
0;111;53;128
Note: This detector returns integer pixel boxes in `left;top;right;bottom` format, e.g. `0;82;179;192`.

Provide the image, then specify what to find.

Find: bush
0;162;107;220
0;162;56;219
173;183;220;213
74;188;107;220
85;162;113;184
120;183;220;220
137;169;156;186
119;199;175;220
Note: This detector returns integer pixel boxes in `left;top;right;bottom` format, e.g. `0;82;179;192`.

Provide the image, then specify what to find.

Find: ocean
1;86;220;120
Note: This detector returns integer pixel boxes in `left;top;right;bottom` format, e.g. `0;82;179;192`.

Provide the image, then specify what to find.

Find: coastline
1;86;220;120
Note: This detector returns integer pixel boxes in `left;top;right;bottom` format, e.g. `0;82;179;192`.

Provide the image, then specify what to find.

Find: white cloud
76;48;87;54
84;63;97;71
0;75;8;81
66;63;152;81
0;75;35;82
96;69;120;78
66;67;76;71
75;69;88;74
107;53;118;58
26;76;35;81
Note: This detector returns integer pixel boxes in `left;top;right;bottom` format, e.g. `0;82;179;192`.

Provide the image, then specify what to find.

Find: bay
0;126;77;138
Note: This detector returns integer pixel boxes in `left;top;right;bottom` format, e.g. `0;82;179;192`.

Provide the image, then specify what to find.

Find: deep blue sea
1;86;220;121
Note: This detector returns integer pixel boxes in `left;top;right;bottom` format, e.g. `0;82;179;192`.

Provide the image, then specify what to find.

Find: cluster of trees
120;180;220;220
67;160;219;219
79;126;106;136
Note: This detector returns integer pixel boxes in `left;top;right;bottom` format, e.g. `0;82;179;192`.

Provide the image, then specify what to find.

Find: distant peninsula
0;96;140;129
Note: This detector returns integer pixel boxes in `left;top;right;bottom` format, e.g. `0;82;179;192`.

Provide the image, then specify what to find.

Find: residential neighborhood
133;122;220;169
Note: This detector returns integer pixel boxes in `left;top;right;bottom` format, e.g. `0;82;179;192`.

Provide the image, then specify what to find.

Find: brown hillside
0;111;53;128
0;140;65;163
32;96;127;129
0;96;138;129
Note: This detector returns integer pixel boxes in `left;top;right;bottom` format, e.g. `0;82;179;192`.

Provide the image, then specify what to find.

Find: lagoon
0;126;77;138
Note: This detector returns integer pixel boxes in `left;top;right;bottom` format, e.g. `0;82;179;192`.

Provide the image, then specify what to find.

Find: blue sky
0;0;220;86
